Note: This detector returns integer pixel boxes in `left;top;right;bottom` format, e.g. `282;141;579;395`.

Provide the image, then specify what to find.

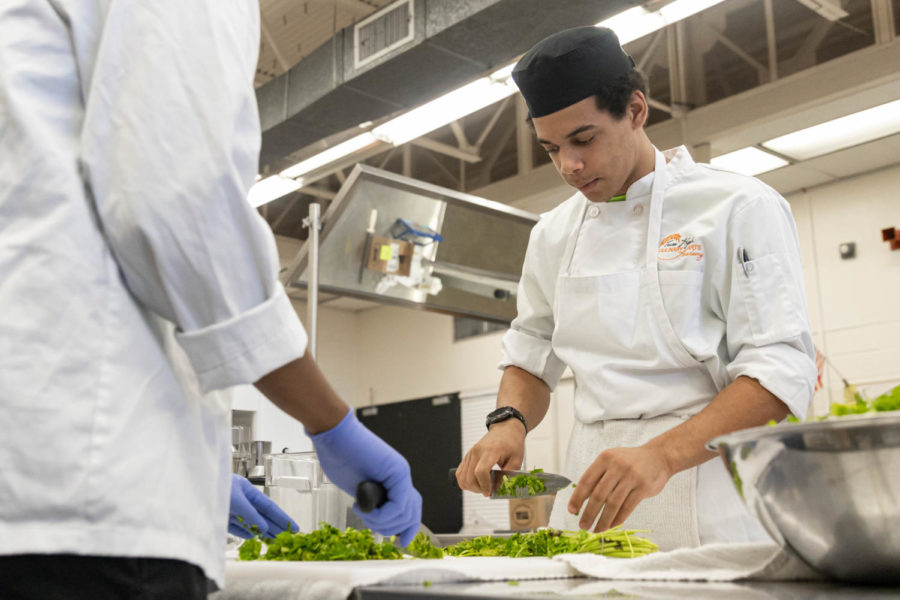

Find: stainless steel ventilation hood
281;165;538;324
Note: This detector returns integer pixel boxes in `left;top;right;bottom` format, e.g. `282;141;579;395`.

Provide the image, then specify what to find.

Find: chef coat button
633;204;644;216
746;263;755;273
587;205;600;218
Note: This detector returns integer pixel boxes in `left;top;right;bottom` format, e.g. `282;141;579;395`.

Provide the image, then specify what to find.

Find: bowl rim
707;410;900;450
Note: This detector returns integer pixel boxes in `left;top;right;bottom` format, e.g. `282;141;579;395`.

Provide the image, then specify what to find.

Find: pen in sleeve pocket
737;247;752;276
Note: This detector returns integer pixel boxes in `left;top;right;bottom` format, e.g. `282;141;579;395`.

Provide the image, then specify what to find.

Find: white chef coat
0;0;306;587
502;146;817;543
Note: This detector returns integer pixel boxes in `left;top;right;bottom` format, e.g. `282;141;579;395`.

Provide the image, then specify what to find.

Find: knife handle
448;468;460;489
355;480;387;513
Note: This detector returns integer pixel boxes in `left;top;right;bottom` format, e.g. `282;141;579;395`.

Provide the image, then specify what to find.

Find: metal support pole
303;203;321;359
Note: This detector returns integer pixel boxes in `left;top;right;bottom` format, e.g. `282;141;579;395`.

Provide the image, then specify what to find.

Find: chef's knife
448;468;572;498
356;480;387;513
355;481;441;548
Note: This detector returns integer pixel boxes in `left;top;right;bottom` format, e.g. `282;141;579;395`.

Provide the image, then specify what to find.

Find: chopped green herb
237;522;402;561
237;536;262;561
407;532;443;559
496;468;547;497
571;483;577;488
764;385;900;424
441;526;657;559
508;580;520;586
832;385;900;416
423;581;433;587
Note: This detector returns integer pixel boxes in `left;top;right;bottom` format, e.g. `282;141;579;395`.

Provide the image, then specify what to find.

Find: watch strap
485;406;527;433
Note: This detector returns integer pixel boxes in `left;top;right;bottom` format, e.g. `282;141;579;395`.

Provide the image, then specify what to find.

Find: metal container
709;413;900;583
264;452;352;533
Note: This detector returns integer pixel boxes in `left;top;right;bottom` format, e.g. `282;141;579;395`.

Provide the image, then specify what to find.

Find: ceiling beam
871;0;896;45
335;0;378;13
300;186;336;200
783;20;834;73
411;137;482;162
763;0;778;81
699;20;768;82
449;121;469;148
475;97;511;149
646;37;900;155
260;15;290;72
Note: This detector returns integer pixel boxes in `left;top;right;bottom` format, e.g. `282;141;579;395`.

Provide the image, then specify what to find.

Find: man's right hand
455;419;527;497
309;409;422;547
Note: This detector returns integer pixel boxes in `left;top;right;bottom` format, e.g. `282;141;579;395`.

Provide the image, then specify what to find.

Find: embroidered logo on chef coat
658;233;704;262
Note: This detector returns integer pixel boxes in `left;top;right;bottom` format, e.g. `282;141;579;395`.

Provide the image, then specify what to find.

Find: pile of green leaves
765;385;900;426
239;524;658;561
417;526;657;559
238;522;402;561
829;385;900;416
406;532;444;559
495;468;547;497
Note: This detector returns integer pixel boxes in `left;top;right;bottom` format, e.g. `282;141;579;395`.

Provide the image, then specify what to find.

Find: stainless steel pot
709;412;900;583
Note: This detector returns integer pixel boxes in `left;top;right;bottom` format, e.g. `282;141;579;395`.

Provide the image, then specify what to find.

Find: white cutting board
225;555;578;588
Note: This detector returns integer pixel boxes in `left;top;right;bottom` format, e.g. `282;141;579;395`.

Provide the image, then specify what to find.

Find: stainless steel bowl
709;412;900;583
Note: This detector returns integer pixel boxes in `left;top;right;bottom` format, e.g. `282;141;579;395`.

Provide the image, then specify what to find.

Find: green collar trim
608;194;627;202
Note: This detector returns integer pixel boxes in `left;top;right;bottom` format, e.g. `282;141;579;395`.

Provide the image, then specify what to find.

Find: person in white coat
455;26;816;549
0;1;421;598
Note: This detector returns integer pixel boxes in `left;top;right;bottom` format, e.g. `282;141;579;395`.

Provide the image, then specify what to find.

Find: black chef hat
512;26;635;118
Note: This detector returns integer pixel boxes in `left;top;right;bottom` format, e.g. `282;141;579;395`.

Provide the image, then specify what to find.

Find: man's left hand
229;474;298;539
568;445;673;532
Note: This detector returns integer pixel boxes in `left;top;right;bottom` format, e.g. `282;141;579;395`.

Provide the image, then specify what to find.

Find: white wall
786;164;900;414
350;305;505;406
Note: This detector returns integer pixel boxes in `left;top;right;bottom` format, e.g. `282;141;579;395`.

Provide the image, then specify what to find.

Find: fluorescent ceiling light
280;132;380;179
248;175;301;208
599;0;728;45
710;147;789;176
490;62;516;82
373;77;517;146
761;99;900;161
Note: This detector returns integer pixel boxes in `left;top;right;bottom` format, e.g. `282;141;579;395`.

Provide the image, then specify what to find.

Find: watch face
487;407;512;423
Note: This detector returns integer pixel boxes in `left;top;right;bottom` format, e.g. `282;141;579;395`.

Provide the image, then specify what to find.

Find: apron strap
643;149;702;370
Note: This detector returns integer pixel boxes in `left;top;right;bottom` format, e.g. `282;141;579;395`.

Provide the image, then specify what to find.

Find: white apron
547;150;765;549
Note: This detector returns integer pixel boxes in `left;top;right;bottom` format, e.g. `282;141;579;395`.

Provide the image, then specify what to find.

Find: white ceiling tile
801;133;900;179
756;164;836;195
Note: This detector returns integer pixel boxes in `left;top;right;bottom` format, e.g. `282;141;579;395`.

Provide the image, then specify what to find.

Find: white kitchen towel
556;542;824;581
461;578;793;599
222;555;579;597
210;580;349;600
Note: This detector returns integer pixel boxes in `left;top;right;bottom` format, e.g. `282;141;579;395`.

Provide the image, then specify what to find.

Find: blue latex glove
228;474;297;539
310;409;422;547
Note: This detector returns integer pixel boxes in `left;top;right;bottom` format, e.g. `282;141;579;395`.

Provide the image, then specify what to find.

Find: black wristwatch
485;406;527;433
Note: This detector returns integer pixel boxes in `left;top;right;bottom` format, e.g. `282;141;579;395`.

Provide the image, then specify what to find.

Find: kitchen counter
353;578;900;599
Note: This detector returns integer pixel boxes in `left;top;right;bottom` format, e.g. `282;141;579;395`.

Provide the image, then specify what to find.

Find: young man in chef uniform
0;2;420;597
456;26;816;549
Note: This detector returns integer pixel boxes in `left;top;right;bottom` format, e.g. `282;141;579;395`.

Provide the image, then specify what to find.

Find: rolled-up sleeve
721;185;817;418
500;223;567;390
77;1;306;392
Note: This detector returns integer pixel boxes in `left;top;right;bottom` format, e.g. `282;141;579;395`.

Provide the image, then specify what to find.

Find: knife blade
448;468;572;498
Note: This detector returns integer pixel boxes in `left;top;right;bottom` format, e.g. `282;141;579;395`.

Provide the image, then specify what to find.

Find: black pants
0;554;209;600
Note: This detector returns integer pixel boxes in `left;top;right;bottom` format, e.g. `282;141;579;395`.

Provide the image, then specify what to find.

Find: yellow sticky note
379;245;393;261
